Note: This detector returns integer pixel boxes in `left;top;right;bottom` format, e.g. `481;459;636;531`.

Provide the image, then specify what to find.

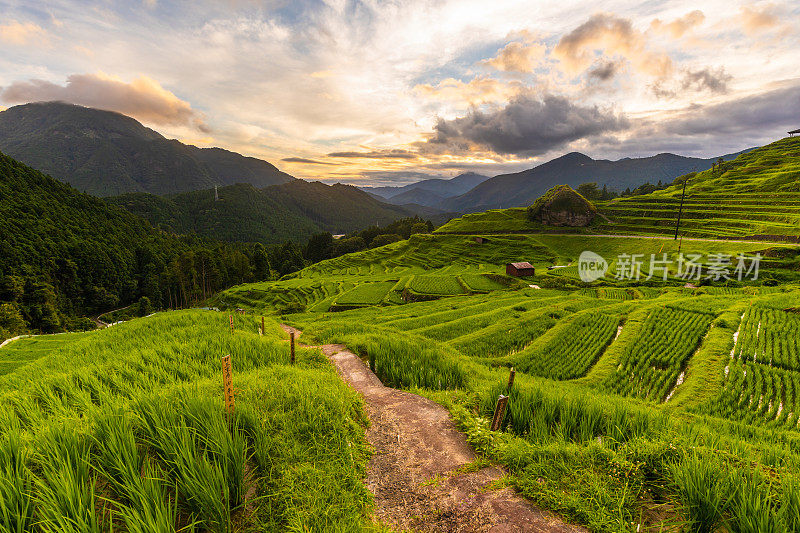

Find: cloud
414;76;524;106
0;20;45;45
739;3;782;34
483;40;546;73
326;149;418;159
590;80;800;158
424;92;629;156
0;73;210;132
281;157;339;165
650;10;705;38
554;13;672;78
588;59;622;81
651;67;732;98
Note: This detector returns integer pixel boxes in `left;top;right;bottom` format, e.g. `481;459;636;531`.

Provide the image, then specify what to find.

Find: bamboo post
229;315;234;334
260;316;265;336
507;367;516;389
491;394;508;431
221;355;234;418
290;331;295;364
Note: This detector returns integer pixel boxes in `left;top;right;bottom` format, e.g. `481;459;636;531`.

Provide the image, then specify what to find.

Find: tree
137;296;152;317
0;303;26;337
305;233;334;263
576;182;601;201
410;222;428;235
371;234;403;247
0;275;24;302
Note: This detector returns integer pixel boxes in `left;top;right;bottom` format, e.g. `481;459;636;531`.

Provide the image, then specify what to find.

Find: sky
1;0;799;187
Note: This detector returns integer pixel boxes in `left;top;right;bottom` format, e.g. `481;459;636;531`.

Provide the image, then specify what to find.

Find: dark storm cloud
425;93;629;156
590;80;800;158
661;80;800;136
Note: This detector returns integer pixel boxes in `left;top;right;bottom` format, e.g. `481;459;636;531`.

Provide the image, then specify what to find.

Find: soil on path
280;324;587;533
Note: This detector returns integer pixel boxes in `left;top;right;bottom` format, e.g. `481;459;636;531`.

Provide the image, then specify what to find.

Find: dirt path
281;325;586;533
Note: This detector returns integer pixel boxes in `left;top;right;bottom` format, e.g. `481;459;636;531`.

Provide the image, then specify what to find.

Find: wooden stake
507;367;516;389
261;316;265;336
229;315;234;334
221;355;234;417
491;394;508;431
290;331;295;364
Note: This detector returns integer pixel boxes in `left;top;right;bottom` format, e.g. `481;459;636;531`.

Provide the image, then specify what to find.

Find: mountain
0;101;294;196
108;180;418;244
361;172;490;203
442;151;752;213
0;150;274;336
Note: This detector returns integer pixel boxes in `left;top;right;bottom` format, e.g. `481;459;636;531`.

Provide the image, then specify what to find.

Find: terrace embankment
281;324;586;532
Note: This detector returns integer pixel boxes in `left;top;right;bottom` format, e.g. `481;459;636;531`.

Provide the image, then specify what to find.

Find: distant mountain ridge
442;150;753;213
0;101;294;196
360;172;490;206
108;180;421;244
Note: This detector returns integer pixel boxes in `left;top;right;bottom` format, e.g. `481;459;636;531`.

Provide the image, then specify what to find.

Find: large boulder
527;185;596;227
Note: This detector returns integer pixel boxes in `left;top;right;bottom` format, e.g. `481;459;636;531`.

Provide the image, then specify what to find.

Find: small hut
473;236;490;244
506;262;535;277
789;129;800;137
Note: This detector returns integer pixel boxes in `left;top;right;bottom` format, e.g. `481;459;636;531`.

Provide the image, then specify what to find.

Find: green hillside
595;136;800;239
0;151;275;339
109;181;418;244
0;102;294;196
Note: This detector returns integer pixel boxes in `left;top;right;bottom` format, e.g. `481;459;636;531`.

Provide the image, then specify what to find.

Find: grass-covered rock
527;185;597;227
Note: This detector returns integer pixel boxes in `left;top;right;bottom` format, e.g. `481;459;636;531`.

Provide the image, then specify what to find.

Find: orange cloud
739;3;782;34
0;20;45;45
650;10;705;38
483;40;546;73
414;76;524;106
0;73;210;132
554;13;673;78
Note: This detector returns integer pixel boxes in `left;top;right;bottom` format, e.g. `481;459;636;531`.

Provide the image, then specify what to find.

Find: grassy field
0;311;373;532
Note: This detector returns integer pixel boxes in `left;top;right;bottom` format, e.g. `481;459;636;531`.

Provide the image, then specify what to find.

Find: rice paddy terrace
205;224;800;530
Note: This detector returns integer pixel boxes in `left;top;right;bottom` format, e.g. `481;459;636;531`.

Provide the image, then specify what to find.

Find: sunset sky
1;0;799;186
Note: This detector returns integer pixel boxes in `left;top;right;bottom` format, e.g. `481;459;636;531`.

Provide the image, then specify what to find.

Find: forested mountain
109;180;417;244
442;150;752;213
0;151;290;339
0;102;294;196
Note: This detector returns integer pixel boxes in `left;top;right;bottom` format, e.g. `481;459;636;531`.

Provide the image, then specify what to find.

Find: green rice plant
136;398;231;532
93;411;178;532
408;275;467;295
333;281;395;306
669;452;733;533
727;469;781;533
0;431;33;533
480;381;666;445
515;312;620;379
778;474;800;531
602;307;712;402
34;428;100;533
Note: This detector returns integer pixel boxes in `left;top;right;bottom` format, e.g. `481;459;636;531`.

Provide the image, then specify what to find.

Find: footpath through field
280;324;586;533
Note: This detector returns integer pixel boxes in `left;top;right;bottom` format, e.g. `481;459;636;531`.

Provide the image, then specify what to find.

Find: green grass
0;310;372;532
